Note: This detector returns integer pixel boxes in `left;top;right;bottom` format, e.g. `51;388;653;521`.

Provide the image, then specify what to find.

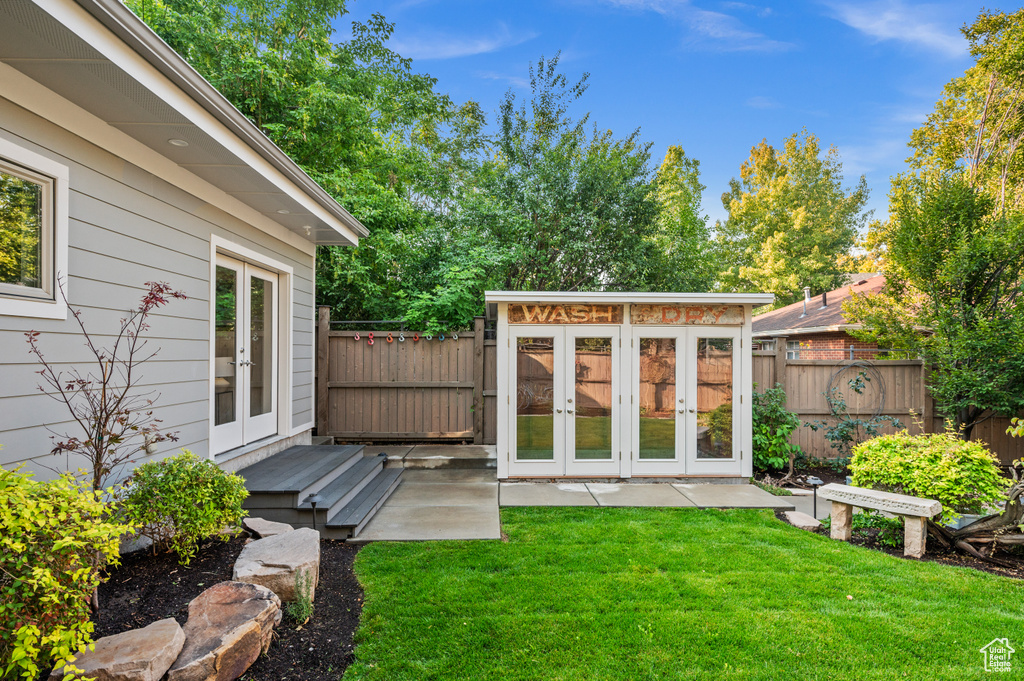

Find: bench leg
904;516;927;558
830;502;852;541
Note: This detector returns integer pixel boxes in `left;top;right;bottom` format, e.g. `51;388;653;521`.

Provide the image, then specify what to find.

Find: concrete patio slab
586;483;696;507
403;444;497;469
674;484;796;510
499;483;598;507
353;504;500;541
787;494;831;520
401;468;497;483
364;445;414;468
386;481;498;507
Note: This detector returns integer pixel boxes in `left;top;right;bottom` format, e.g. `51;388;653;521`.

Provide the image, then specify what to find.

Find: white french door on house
631;328;742;476
213;256;279;453
508;326;621;476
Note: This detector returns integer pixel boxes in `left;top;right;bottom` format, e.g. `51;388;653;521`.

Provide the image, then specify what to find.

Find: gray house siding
0;95;316;478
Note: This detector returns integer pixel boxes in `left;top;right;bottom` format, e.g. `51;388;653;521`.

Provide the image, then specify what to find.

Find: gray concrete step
239;444;401;540
327;468;404;538
389;444;497;470
239;445;363;509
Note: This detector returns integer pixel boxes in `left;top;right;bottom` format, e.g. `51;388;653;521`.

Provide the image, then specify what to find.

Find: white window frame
0;137;69;319
786;340;801;360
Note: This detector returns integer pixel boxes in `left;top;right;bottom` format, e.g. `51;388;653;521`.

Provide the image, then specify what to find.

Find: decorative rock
242;517;294;538
232;527;320;603
50;618;184;681
166;582;281;681
783;510;822;531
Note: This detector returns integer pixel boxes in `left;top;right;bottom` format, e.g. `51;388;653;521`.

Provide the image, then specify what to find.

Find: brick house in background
752;274;886;360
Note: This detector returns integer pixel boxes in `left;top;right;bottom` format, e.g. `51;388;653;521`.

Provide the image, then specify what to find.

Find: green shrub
822;510;904;549
119;451;248;565
850;429;1006;517
0;466;130;681
752;384;801;471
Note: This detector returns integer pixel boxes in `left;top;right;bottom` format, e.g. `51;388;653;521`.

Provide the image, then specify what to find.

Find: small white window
0;137;68;319
786;340;801;360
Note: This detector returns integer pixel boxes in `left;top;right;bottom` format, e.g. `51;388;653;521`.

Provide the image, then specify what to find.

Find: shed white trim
486;291;775;305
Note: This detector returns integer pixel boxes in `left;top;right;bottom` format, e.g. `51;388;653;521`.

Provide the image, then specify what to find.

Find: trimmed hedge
850;430;1006;517
119;450;248;566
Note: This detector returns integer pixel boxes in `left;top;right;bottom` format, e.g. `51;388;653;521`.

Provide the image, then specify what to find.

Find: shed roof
0;0;366;246
751;275;885;337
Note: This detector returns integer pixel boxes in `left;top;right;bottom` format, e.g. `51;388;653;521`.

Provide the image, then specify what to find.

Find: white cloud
477;71;531;88
824;1;965;58
584;0;794;52
745;95;782;109
837;138;907;177
389;25;538;60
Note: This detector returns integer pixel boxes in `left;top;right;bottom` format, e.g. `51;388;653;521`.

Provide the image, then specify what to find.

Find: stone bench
818;483;942;558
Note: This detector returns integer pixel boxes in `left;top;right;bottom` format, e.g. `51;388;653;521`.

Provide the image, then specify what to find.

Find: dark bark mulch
92;535;363;681
774;509;1024;580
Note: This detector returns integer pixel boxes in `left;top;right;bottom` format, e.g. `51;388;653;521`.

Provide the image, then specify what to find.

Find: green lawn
345;508;1024;680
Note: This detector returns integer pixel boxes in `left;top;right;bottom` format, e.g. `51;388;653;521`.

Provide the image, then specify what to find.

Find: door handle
567;409;574;414
688;408;695;413
556;408;563;413
678;409;684;414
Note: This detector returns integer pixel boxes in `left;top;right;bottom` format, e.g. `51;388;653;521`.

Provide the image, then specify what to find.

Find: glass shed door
508;326;621;476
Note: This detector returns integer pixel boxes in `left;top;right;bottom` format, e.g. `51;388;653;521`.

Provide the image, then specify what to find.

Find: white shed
486;291;774;480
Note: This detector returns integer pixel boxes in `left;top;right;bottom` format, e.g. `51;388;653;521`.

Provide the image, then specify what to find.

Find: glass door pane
214;265;238;427
638;338;676;459
696;338;734;459
573;337;613;460
516;337;555;460
249;275;274;418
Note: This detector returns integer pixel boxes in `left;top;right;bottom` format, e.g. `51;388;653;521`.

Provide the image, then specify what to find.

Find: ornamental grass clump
119;450;248;565
850;428;1006;518
0;466;131;681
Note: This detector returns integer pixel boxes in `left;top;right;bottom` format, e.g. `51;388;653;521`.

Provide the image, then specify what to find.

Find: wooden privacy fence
754;342;1024;464
316;308;497;443
315;312;1023;462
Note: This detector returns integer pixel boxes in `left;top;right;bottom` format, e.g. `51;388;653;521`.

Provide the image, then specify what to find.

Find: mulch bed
92;535;363;681
773;509;1024;580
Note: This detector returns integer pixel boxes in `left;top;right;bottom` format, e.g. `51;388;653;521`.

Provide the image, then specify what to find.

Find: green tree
127;0;486;325
908;9;1024;213
845;174;1024;439
647;146;720;292
465;54;663;293
716;130;869;307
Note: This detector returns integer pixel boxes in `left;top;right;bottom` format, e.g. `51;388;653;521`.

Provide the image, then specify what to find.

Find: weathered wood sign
508;304;624;324
630;304;744;325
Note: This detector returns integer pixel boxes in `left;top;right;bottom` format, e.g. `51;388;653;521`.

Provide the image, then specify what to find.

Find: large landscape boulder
166;581;281;681
232;527;320;602
242;517;294;538
49;617;184;681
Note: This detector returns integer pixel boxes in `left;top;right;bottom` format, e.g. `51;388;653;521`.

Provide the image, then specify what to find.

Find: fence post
920;360;934;433
317;306;331;437
473;316;485;444
773;336;788;395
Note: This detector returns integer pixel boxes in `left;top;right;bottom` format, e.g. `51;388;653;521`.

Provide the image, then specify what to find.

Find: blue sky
340;0;998;228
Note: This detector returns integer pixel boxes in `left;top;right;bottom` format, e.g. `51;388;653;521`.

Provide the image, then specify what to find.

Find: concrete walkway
355;468;800;541
353;468;501;542
500;481;796;509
